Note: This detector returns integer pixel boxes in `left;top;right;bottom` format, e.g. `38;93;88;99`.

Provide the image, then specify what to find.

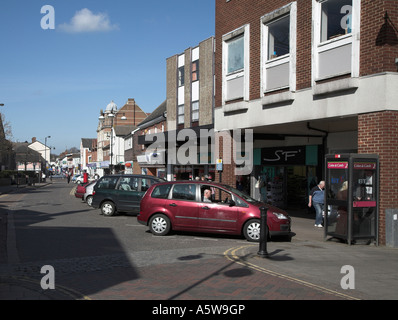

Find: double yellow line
224;245;360;300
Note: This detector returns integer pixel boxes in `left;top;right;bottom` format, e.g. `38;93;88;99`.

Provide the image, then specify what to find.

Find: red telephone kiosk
324;154;379;245
83;172;88;184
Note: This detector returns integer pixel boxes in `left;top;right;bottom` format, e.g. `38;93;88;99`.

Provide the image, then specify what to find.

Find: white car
83;180;97;207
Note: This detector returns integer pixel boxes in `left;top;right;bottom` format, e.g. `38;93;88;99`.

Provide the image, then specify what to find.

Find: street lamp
45;136;51;169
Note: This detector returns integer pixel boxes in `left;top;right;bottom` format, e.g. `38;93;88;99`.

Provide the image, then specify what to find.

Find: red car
137;181;291;242
75;182;90;199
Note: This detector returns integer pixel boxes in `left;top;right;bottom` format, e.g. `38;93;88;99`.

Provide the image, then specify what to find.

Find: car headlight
272;212;288;220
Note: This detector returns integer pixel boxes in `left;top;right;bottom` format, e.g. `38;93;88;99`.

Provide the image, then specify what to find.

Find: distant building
97;99;148;176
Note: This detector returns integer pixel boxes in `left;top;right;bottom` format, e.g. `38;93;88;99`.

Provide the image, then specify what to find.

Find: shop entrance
261;165;314;209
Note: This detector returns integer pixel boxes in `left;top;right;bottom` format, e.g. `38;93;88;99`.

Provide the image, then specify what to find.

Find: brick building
214;0;398;244
97;99;148;176
134;100;167;178
165;36;216;180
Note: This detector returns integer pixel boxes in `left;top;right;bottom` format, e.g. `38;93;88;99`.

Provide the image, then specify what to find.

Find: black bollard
257;206;269;258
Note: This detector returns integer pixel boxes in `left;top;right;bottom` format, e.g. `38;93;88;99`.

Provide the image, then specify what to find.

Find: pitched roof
81;138;96;149
114;125;136;137
138;100;166;127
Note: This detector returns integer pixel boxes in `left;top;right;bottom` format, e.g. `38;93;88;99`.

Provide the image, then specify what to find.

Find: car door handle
169;203;177;207
201;206;210;210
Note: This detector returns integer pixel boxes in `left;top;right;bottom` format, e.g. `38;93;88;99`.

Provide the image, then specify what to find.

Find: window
268;15;290;60
313;0;359;82
97;176;119;190
200;185;232;205
141;178;156;192
151;184;172;199
191;101;199;122
320;0;352;42
222;24;249;103
192;60;199;82
227;36;244;74
118;177;138;192
178;66;185;87
178;104;185;125
262;3;297;93
172;184;196;201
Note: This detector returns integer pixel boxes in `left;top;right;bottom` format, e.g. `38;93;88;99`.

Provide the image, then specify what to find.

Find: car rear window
151;184;172;199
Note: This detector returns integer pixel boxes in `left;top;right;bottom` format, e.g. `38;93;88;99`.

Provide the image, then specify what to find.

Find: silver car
83;180;97;207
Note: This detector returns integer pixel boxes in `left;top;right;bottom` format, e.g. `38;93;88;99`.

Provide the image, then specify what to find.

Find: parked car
91;174;164;216
137;181;291;242
74;182;90;199
83;180;98;207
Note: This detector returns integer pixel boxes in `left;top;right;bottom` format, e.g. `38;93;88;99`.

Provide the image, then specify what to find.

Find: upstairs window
320;0;352;42
268;15;290;60
227;35;244;74
191;101;199;122
178;66;185;87
178;104;185;125
262;2;297;93
313;0;359;82
192;60;199;82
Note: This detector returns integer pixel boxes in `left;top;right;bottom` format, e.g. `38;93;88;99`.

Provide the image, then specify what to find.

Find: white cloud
59;8;119;33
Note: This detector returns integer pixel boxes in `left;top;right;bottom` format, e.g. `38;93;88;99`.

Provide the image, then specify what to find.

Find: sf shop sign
262;146;305;166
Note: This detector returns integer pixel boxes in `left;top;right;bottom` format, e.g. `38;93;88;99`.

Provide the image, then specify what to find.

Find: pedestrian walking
308;181;325;227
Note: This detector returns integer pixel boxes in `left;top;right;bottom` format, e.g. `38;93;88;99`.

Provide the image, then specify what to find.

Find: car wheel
101;201;116;216
86;196;93;207
149;214;171;236
243;219;268;242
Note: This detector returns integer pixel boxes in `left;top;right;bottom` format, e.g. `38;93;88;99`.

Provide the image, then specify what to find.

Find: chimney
32;137;36;143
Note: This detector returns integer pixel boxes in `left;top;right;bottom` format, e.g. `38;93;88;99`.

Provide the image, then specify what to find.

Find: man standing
308;181;325;227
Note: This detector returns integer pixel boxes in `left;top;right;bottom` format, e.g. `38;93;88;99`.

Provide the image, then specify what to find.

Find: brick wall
214;131;237;187
358;111;398;245
215;0;312;108
360;0;398;76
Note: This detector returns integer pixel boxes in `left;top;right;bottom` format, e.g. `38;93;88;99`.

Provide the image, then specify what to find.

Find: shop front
253;145;321;209
136;150;167;179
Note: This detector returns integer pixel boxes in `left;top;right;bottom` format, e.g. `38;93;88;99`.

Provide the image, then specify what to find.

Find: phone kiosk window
325;154;379;245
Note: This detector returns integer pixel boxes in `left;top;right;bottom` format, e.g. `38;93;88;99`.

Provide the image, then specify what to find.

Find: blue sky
0;0;215;154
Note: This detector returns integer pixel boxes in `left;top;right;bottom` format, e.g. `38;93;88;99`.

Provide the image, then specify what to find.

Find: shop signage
216;159;223;171
261;146;305;165
353;162;377;170
327;162;349;169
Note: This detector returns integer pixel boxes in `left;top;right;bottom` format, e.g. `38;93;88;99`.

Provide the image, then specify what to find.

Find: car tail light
92;191;95;195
